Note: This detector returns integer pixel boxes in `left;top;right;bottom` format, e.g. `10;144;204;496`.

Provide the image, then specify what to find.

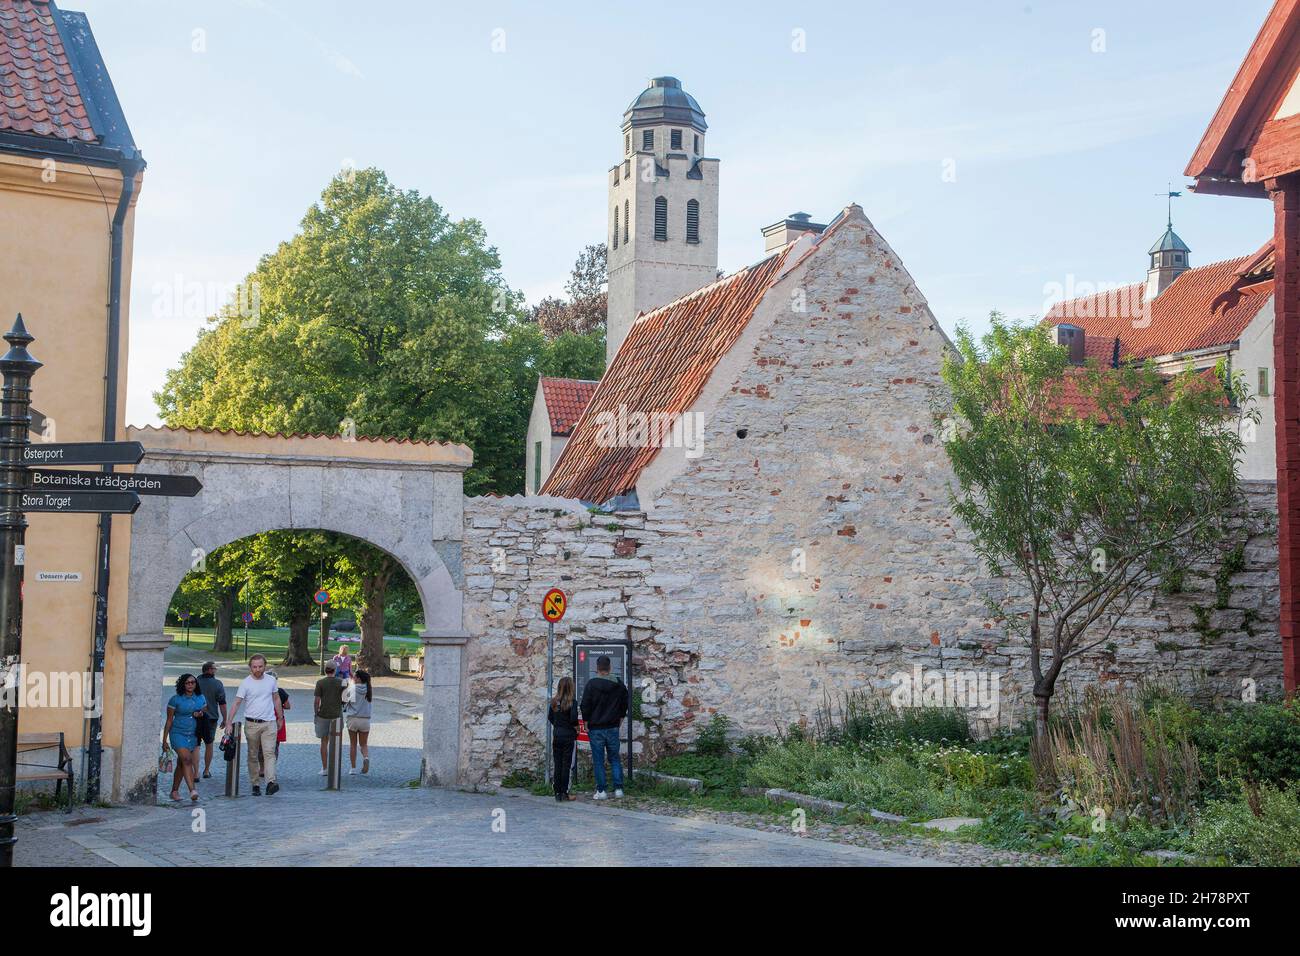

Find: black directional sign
26;469;201;497
19;490;141;514
23;441;145;466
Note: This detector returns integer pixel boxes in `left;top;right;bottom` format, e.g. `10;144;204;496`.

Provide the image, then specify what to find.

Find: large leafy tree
940;317;1253;743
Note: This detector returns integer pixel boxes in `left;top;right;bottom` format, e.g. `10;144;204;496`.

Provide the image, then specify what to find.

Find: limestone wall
458;211;1284;785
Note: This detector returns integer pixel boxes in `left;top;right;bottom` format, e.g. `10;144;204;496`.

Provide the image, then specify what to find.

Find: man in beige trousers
224;654;284;796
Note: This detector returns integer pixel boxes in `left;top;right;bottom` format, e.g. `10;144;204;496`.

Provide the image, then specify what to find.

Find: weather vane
1156;183;1182;228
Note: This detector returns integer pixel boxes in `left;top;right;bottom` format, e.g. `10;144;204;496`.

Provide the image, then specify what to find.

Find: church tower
1145;218;1191;301
606;77;719;367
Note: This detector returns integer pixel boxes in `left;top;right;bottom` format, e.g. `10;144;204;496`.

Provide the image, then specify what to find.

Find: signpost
26;468;200;497
19;490;139;514
241;611;253;658
314;588;330;675
0;315;208;832
542;588;566;785
21;440;144;466
0;316;39;868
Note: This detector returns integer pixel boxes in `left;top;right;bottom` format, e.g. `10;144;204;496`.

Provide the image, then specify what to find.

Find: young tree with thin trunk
939;317;1253;743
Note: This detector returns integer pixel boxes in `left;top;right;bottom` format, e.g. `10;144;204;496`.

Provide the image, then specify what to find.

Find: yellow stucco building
0;0;143;797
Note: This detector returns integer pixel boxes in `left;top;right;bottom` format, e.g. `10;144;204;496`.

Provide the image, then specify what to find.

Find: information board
572;640;633;775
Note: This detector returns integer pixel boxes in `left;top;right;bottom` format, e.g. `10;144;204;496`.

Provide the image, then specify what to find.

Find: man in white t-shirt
224;653;285;796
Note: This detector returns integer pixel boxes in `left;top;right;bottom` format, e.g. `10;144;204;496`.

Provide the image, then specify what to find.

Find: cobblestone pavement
16;784;950;867
13;646;951;866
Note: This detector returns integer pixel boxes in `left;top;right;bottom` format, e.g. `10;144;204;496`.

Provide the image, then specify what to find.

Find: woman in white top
345;669;373;775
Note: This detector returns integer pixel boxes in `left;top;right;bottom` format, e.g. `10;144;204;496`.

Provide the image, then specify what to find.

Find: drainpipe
84;156;143;802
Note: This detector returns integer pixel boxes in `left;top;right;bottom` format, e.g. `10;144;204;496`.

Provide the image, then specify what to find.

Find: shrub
1188;783;1300;866
694;714;733;757
813;690;972;747
1042;689;1200;825
1193;700;1300;793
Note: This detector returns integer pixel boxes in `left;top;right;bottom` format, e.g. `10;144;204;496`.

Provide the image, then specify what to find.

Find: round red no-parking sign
542;587;566;622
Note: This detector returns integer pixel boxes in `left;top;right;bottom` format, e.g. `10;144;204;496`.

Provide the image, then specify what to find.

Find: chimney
1054;324;1086;365
761;211;827;252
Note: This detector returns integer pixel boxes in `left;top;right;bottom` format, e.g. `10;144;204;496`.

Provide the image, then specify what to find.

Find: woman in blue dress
163;673;207;802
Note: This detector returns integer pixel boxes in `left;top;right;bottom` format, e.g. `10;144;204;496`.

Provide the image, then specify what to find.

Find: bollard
225;721;241;797
326;717;343;790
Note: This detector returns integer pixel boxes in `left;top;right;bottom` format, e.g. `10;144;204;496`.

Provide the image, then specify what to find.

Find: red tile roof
0;0;97;143
542;240;805;503
1042;253;1272;362
540;377;599;436
1047;366;1226;421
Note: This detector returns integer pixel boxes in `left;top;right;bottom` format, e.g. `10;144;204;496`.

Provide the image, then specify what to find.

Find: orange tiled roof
542;242;803;503
540;377;599;436
0;1;96;143
1042;253;1272;362
1048;366;1225;421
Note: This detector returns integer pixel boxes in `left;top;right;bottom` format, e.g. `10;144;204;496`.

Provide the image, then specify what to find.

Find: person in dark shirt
314;663;345;776
547;676;579;802
579;656;628;799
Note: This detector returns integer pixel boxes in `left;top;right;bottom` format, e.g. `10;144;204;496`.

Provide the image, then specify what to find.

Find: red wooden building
1186;0;1300;692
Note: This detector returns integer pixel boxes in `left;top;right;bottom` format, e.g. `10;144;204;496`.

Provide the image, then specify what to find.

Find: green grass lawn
164;626;421;660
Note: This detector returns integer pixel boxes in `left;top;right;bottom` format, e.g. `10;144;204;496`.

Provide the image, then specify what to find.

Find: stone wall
457;211;1284;785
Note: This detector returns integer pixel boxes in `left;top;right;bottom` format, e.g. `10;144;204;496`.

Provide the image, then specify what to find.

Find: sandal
191;791;200;802
170;791;180;802
362;758;369;774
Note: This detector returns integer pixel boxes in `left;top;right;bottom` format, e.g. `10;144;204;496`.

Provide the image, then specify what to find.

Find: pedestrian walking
163;673;207;802
579;656;628;800
194;661;227;780
548;676;579;802
345;668;372;775
331;644;354;683
224;654;284;796
314;662;345;775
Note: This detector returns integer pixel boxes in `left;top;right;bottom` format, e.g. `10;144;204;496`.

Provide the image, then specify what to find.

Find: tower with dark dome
605;77;720;366
1145;219;1191;301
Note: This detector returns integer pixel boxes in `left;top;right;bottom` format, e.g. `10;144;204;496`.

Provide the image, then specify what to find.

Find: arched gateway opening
114;426;472;802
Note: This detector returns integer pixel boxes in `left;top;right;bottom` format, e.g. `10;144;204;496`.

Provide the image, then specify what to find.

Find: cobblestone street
16;784;947;867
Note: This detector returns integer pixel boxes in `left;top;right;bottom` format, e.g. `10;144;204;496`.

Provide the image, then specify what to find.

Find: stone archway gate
114;425;471;802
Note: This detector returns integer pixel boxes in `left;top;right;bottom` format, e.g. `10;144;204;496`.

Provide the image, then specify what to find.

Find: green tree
939;316;1253;743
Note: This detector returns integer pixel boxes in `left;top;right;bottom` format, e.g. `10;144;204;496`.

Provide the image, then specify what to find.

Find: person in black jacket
579;656;628;799
548;676;579;802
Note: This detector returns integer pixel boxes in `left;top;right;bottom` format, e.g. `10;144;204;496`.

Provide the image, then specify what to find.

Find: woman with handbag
163;673;207;802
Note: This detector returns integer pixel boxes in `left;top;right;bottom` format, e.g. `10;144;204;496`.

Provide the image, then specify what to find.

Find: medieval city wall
458;213;1283;785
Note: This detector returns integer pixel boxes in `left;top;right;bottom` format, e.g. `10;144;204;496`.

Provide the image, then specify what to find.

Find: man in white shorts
224;654;284;796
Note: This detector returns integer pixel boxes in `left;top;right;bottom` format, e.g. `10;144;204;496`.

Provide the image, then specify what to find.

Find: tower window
642;129;654;150
613;205;619;249
654;196;667;240
671;128;682;150
625;133;630;156
623;199;629;245
613;166;619;185
694;133;699;153
686;199;699;243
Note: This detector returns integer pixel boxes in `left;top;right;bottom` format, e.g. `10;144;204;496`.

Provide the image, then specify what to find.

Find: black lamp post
0;314;39;867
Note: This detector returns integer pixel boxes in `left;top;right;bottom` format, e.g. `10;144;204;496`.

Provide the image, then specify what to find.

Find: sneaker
319;769;328;776
266;781;279;796
614;789;624;798
348;768;356;775
593;791;607;801
251;785;261;796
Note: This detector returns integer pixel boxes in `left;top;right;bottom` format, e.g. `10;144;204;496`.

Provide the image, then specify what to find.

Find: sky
68;0;1279;427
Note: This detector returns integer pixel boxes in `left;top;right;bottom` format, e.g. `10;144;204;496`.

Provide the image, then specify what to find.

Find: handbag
159;743;174;774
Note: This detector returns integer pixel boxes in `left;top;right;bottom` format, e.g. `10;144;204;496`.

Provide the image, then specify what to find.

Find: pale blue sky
72;0;1276;426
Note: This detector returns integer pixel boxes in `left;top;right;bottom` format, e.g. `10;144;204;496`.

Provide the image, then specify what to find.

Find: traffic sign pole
0;316;39;868
540;588;567;789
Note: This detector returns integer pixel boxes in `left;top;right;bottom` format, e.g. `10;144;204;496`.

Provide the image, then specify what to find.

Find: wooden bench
16;732;74;811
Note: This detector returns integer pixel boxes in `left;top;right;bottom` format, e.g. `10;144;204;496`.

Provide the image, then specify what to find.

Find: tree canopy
940;316;1254;740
